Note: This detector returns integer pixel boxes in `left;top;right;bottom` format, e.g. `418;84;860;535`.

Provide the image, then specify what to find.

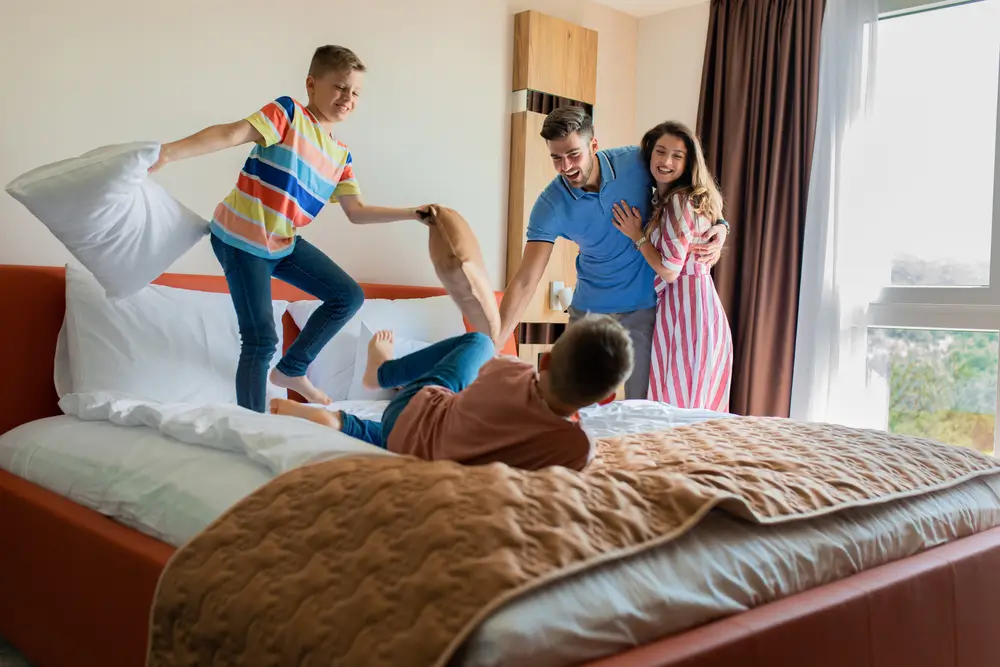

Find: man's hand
691;222;729;267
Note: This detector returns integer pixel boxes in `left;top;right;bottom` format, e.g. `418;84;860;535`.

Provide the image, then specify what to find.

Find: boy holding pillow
150;45;430;412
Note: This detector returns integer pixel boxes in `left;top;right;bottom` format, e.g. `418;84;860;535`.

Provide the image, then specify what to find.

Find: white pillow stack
5;141;208;298
57;263;289;405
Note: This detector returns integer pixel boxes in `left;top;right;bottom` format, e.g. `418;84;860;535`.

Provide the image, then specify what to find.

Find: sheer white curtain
790;0;887;426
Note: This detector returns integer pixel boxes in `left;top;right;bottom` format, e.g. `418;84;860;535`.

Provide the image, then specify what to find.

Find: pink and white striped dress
648;193;733;411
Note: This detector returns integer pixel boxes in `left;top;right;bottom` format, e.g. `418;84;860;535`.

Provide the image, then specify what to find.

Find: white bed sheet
0;414;270;545
3;400;1000;667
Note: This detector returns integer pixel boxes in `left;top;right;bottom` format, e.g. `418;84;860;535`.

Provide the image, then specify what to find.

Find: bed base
3;467;1000;667
589;526;1000;667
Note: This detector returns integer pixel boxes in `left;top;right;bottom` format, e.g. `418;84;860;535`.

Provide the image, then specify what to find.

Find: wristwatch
634;235;648;251
713;219;730;233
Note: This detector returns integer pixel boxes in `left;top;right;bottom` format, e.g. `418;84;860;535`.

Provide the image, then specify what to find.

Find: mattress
3;400;1000;667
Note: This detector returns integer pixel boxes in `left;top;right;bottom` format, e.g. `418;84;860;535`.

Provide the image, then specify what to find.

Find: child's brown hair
547;314;634;408
309;45;367;78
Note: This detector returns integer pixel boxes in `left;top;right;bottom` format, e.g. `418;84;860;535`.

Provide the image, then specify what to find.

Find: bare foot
363;330;395;390
269;368;332;405
269;398;342;430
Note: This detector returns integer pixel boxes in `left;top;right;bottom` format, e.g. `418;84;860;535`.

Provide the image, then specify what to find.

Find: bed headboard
0;264;516;437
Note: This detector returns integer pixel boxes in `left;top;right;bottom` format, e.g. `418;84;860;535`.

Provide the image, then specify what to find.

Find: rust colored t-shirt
386;356;594;471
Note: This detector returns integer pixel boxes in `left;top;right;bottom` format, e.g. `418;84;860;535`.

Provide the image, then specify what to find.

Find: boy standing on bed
149;45;430;412
271;315;634;471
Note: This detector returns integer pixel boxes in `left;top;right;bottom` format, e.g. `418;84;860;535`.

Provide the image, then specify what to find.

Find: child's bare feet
362;330;395;390
269;398;342;430
269;368;332;405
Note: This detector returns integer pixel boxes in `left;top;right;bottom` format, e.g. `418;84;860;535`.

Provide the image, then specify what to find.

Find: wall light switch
549;281;565;311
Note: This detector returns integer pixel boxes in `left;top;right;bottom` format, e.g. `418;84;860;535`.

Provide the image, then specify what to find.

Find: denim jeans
211;234;365;413
340;332;496;448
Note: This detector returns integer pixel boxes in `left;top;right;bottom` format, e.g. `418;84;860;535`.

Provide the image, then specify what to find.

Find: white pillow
53;314;73;398
286;295;466;402
347;322;431;401
62;263;289;405
5;141;208;299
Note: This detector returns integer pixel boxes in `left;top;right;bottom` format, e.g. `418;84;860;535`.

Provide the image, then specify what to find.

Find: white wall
0;0;637;289
634;0;711;136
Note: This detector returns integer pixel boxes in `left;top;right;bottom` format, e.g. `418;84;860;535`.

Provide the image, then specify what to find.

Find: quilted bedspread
146;416;1000;667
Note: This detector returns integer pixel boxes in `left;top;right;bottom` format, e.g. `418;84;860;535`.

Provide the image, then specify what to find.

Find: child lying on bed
270;314;634;471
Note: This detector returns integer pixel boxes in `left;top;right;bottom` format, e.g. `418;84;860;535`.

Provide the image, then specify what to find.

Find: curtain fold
789;0;883;426
696;0;826;418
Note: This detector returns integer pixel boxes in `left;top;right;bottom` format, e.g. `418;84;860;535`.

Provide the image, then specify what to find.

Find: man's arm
149;121;262;173
691;220;729;266
497;241;554;344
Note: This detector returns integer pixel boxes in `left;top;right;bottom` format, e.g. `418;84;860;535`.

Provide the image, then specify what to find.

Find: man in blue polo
498;107;728;399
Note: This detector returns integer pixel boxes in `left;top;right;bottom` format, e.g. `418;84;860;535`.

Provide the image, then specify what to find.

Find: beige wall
634;1;711;137
0;0;637;289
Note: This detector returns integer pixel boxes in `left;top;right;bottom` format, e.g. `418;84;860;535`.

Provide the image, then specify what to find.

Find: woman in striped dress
612;121;733;411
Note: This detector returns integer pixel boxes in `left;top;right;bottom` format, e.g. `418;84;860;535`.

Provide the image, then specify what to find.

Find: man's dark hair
540;106;595;142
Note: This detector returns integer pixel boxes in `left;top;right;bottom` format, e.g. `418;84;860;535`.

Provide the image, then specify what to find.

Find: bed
2;263;1000;667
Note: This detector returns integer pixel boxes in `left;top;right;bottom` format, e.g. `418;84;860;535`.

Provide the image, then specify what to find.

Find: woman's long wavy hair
639;121;724;238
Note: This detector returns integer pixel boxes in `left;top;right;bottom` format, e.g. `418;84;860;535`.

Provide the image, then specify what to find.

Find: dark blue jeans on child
211;234;365;413
340;332;496;448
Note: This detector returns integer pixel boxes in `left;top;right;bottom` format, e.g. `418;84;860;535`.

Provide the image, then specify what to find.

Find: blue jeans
340;332;496;448
211;234;365;413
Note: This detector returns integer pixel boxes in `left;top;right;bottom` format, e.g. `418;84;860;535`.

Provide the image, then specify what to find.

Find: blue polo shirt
526;145;656;314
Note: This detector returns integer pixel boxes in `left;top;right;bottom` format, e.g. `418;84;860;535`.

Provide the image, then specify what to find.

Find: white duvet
57;392;396;475
57;391;732;475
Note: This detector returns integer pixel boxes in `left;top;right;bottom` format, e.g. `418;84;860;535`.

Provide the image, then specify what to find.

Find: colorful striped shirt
209;96;361;258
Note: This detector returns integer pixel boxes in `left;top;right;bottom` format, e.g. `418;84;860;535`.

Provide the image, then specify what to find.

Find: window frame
870;2;1000;308
863;0;1000;452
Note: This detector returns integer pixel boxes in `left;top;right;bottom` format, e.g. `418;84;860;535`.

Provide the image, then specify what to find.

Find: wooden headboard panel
0;264;515;436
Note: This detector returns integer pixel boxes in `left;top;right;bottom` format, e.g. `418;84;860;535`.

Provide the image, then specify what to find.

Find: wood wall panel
512;10;598;105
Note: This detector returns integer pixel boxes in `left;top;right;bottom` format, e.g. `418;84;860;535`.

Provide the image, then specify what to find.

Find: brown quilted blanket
146;416;1000;667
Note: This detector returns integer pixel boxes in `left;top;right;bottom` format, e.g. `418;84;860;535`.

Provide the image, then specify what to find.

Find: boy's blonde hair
548;314;634;408
309;45;366;78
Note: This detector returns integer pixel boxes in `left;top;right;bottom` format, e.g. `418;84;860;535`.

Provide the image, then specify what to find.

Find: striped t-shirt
209;96;361;258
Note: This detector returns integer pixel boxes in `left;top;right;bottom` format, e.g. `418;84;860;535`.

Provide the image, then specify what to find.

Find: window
863;0;1000;454
867;327;998;454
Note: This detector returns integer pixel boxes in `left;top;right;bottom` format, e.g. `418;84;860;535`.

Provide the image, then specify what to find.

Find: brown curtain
696;0;825;417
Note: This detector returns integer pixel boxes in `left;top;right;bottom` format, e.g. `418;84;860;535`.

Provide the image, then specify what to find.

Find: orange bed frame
2;263;1000;667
